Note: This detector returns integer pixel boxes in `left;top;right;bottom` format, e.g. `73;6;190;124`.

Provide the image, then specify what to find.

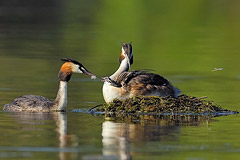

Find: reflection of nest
103;115;212;143
94;95;238;117
106;114;212;126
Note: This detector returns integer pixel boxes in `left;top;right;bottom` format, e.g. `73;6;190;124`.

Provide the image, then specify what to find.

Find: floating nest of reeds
90;94;238;117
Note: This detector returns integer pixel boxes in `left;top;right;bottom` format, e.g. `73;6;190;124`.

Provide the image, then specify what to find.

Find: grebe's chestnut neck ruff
4;58;96;112
102;42;180;104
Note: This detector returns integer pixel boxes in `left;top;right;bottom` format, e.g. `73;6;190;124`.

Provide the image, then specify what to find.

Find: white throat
54;81;68;111
110;58;130;79
103;58;130;103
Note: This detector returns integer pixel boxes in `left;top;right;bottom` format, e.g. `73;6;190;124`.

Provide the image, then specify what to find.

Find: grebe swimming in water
102;43;180;103
4;58;96;112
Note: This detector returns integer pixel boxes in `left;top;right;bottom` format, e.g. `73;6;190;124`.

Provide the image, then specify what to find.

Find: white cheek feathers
72;64;83;73
122;47;126;56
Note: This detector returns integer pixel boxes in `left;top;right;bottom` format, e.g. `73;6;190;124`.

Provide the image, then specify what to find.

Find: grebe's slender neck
53;81;68;111
110;58;130;80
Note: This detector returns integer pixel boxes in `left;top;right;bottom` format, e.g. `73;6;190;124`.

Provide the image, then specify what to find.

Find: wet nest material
92;95;238;117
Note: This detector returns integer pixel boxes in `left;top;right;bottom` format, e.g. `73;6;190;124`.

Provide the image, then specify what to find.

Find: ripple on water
0;88;10;91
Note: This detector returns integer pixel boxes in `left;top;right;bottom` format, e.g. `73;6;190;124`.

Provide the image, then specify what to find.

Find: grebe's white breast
102;81;129;104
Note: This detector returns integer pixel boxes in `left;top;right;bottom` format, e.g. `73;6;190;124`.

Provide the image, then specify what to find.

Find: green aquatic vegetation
94;95;237;117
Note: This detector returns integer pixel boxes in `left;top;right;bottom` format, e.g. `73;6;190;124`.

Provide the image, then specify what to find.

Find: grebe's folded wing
106;70;171;89
119;70;170;86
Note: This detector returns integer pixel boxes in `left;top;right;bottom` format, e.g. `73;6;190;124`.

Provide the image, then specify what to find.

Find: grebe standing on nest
102;43;180;103
4;58;96;112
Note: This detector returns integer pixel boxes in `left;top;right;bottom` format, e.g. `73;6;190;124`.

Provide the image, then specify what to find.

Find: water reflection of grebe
102;43;180;104
4;58;96;112
102;115;211;159
10;112;76;160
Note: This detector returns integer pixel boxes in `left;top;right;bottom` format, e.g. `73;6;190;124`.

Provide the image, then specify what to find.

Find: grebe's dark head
58;58;96;82
119;42;133;65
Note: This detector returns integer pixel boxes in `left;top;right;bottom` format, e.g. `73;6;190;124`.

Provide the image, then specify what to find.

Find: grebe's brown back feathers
112;70;178;98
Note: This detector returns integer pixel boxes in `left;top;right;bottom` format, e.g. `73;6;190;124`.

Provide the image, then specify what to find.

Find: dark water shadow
4;112;76;160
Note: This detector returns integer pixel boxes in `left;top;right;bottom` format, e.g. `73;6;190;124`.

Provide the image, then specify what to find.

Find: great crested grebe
4;58;96;112
102;43;180;103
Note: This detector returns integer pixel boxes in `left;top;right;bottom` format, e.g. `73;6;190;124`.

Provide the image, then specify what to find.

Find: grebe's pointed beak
80;66;96;79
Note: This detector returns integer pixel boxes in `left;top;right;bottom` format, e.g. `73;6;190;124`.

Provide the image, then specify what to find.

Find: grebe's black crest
61;58;83;66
